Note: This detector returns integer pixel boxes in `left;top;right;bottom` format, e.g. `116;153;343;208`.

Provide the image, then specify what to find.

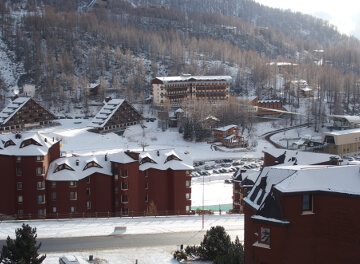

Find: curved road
261;123;311;148
0;230;242;253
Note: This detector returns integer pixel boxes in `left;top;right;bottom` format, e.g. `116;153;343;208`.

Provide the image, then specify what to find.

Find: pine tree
0;223;46;264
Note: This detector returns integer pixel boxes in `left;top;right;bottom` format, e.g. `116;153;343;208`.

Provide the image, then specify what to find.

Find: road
0;230;242;253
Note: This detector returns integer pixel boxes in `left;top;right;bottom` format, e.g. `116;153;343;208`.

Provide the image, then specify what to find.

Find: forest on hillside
1;0;360;125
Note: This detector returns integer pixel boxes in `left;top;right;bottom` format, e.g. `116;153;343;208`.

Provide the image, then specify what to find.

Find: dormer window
164;154;182;163
4;140;15;148
83;161;102;170
54;163;75;173
20;138;42;148
140;156;157;165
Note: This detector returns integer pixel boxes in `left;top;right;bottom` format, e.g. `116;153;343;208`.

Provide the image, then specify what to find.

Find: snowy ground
0;117;323;263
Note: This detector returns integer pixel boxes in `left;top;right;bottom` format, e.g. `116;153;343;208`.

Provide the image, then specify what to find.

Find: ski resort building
0;97;57;133
0;132;193;219
88;98;143;133
243;165;360;264
151;74;232;106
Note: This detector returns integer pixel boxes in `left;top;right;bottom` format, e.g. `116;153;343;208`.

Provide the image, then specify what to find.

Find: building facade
214;125;248;148
151;74;232;106
88;98;143;133
0;97;57;133
0;132;193;219
243;165;360;264
322;128;360;157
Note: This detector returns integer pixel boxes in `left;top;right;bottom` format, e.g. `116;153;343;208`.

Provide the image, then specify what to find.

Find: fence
0;209;241;222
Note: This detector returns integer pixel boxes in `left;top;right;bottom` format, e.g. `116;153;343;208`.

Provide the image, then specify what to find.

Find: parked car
59;256;80;264
222;159;233;163
224;179;233;184
213;170;219;174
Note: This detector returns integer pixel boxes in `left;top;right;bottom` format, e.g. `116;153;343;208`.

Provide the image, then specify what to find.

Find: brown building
248;97;283;116
243;165;360;264
214;125;248;148
322;128;360;157
151;74;232;106
0;133;193;219
0;97;57;133
88;98;143;133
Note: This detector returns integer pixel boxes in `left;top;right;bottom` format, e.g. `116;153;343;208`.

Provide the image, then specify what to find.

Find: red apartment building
0;132;193;219
243;165;360;264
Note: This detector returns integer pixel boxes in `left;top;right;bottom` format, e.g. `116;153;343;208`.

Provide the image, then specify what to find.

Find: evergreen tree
0;223;46;264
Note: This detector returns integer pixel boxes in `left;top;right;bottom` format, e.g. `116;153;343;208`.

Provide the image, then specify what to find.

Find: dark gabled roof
241;177;255;187
256;190;286;221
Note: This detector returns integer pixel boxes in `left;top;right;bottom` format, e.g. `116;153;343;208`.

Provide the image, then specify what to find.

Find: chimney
105;154;108;161
157;150;160;156
76;159;79;166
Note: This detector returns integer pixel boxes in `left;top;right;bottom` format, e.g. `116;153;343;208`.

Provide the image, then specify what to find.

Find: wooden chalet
214;124;247;148
88;98;143;133
0;97;57;133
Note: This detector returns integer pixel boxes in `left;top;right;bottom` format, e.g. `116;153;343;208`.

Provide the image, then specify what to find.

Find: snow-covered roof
0;97;31;125
323;127;360;136
258;99;281;103
244;165;360;211
214;124;238;132
327;115;360;124
138;149;193;171
0;132;58;156
264;149;340;165
274;165;360;195
88;99;125;128
154;75;232;84
47;154;112;181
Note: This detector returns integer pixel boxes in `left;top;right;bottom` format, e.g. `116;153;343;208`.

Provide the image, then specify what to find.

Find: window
145;194;149;202
54;163;74;173
121;195;129;203
52;192;57;201
122;169;128;178
121;182;129;190
38;195;45;204
186;205;190;212
114;174;119;180
52;207;57;213
114;186;118;193
260;227;271;244
38;209;45;217
186;193;191;200
83;161;102;170
86;188;91;196
145;170;149;177
186;180;191;187
87;201;91;209
18;210;24;217
36;156;44;161
70;192;77;200
16;156;21;162
145;182;148;189
115;198;119;207
70;206;77;213
302;194;313;212
51;182;56;188
36;167;44;175
18;195;23;203
37;181;45;190
16;167;22;176
17;182;22;190
69;181;77;187
122;208;129;216
86;176;90;184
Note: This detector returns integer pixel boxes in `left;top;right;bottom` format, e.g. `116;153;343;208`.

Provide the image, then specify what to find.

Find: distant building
248;96;283;116
327;115;360;129
151;74;232;107
243;165;360;264
0;131;193;219
88;98;143;133
213;125;247;148
322;128;360;157
0;97;57;133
